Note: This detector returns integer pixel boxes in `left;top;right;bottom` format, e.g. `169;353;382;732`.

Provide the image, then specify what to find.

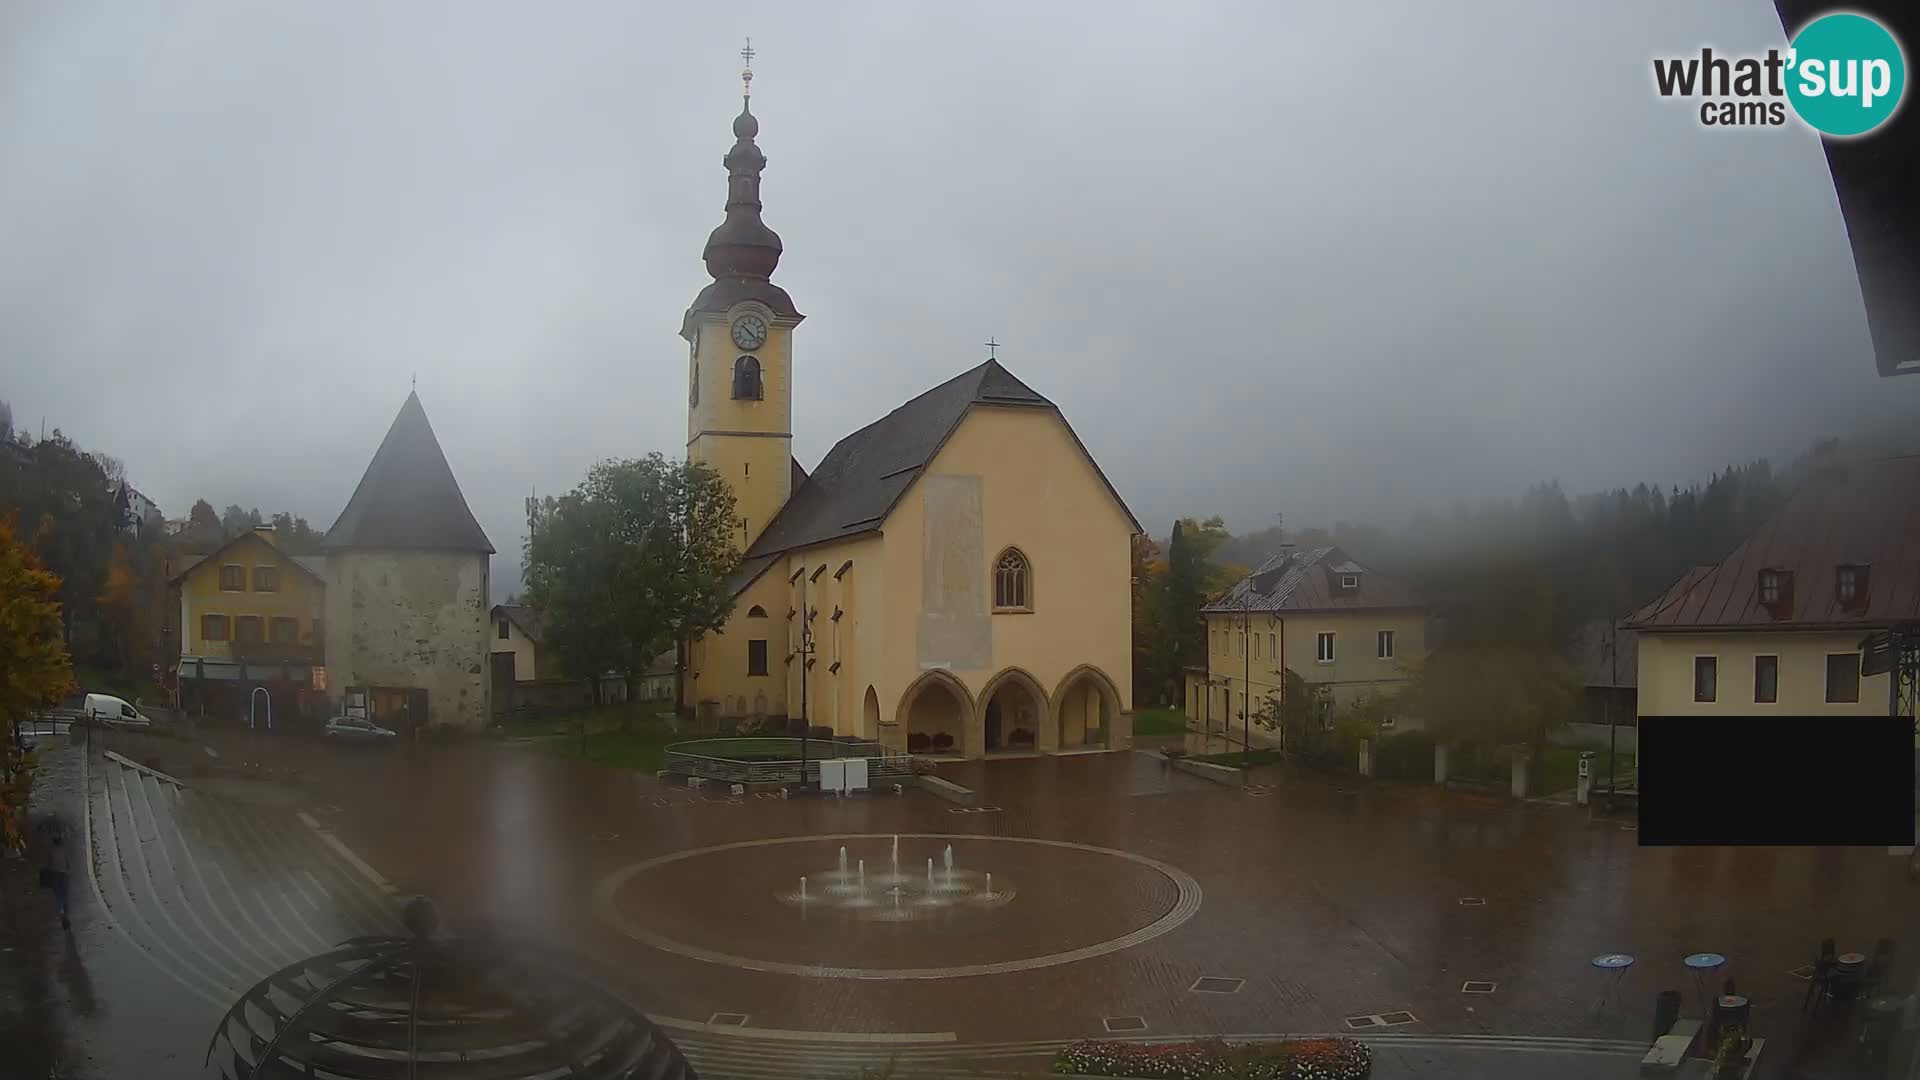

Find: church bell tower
682;41;803;552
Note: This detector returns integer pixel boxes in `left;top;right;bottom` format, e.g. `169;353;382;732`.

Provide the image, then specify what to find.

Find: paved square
39;730;1919;1074
1189;976;1246;994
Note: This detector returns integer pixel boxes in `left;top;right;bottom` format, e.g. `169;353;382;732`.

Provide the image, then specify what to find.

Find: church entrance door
984;701;1004;752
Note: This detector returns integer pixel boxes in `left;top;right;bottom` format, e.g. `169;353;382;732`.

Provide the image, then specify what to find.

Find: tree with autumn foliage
1;515;76;853
95;537;169;678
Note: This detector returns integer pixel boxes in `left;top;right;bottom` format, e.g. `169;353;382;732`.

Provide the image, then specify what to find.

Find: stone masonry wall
325;550;490;729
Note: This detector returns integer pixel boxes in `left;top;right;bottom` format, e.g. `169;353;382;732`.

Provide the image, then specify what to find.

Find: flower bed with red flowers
1053;1037;1372;1080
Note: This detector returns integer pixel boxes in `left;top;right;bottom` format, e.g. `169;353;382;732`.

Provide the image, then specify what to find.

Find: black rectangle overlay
1638;716;1915;845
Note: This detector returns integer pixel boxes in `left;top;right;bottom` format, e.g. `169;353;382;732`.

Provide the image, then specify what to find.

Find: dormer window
1836;564;1870;610
1757;568;1794;616
1339;574;1359;590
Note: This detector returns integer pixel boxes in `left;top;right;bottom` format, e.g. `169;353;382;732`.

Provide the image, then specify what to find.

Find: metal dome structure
205;898;696;1080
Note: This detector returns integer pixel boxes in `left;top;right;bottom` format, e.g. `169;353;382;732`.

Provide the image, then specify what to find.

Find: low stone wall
913;773;977;806
1170;757;1243;787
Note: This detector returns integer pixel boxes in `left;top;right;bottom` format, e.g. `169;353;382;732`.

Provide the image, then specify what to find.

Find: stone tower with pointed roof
674;63;1142;759
323;392;494;730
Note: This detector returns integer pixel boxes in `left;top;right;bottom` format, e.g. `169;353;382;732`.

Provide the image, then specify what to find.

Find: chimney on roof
253;524;277;547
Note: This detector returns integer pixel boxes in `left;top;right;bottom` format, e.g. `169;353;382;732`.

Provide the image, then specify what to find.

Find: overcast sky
4;1;1915;598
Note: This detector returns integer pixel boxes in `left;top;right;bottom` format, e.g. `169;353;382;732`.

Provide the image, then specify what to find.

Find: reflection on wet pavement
84;749;401;1010
18;731;1919;1078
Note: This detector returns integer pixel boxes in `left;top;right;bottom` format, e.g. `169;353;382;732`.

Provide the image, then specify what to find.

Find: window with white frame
1316;632;1335;663
1377;629;1395;659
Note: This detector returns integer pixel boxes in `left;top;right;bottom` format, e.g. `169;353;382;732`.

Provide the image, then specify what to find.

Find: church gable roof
742;360;1047;562
737;359;1136;579
324;392;494;554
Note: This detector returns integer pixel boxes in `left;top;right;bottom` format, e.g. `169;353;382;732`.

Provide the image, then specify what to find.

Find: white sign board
842;756;869;793
818;758;846;795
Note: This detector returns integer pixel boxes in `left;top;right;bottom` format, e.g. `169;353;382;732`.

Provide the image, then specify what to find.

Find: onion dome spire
702;38;783;282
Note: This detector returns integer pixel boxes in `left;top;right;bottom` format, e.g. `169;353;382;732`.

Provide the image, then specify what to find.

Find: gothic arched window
690;362;699;406
746;605;768;618
993;547;1031;612
732;355;763;400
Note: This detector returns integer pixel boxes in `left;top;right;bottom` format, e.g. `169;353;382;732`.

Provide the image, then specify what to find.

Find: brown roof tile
1625;455;1920;631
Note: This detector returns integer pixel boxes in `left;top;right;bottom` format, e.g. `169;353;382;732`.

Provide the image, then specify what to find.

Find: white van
84;693;155;729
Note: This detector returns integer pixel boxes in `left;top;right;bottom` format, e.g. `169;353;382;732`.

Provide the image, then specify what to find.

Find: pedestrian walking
39;820;74;931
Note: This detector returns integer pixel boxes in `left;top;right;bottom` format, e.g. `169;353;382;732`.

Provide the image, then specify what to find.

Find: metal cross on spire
984;337;1001;360
740;37;755;97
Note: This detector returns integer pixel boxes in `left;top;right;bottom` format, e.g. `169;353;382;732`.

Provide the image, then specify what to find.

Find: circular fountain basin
594;833;1201;979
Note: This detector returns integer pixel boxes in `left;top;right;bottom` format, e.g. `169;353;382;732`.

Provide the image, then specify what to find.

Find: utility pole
1606;620;1618;805
1243;607;1251;757
795;569;815;790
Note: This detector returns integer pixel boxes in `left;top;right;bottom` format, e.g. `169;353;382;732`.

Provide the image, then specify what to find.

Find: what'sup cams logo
1654;10;1907;137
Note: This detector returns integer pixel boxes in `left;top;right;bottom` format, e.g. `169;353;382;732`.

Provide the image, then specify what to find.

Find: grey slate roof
1201;546;1422;614
493;604;545;642
324;392;494;554
721;359;1140;596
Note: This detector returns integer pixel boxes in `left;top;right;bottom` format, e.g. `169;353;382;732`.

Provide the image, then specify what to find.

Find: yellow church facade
678;78;1138;758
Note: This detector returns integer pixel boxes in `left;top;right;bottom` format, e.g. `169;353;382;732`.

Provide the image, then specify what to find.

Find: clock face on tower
730;313;769;351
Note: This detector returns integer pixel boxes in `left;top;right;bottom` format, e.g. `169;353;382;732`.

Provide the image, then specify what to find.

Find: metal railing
664;737;913;786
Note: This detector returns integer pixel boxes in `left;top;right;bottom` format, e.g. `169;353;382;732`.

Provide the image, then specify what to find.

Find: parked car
84;693;157;729
323;715;397;743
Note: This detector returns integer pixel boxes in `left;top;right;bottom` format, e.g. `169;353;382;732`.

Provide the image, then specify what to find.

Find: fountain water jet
775;836;1013;913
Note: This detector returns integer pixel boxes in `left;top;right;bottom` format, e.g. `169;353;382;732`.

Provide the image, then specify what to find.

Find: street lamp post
1243;608;1251;758
795;571;815;791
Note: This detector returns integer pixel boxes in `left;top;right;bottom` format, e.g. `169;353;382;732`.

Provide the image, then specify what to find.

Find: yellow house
170;526;327;722
677;84;1140;758
1187;547;1426;740
1626;455;1919;744
490;604;547;681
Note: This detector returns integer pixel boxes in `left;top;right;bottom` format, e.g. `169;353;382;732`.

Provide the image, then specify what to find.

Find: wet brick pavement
15;727;1919;1078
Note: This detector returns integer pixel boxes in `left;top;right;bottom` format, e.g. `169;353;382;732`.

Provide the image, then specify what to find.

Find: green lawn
1133;707;1188;736
524;705;683;772
1190;748;1285;768
1535;747;1582;796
